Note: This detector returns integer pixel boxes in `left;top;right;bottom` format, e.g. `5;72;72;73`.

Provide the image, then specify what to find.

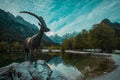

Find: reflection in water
0;52;59;67
0;52;88;80
48;56;84;80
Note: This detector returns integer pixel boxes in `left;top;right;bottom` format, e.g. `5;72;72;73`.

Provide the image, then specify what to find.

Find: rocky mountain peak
101;18;111;24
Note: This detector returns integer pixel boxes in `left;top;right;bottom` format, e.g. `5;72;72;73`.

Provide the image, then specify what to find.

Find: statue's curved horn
20;11;46;26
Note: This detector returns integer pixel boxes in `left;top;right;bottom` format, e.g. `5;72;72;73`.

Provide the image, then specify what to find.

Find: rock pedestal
0;60;52;80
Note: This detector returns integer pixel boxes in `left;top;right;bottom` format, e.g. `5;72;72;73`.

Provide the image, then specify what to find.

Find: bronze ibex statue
20;11;50;67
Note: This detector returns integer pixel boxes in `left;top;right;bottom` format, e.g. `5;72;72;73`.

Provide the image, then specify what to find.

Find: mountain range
0;9;58;46
50;31;78;44
0;8;119;46
50;18;120;44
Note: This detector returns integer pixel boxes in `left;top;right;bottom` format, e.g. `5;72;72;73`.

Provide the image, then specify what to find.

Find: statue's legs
25;48;30;61
29;50;33;63
28;52;30;61
34;49;40;68
25;52;27;61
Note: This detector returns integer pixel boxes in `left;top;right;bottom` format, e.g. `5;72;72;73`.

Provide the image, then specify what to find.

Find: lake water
48;56;84;80
0;52;100;80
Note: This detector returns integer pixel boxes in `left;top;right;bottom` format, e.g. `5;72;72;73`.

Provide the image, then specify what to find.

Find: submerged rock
0;60;53;80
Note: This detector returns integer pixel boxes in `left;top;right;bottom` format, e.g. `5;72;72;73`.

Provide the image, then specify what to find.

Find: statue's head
20;11;50;32
38;21;50;32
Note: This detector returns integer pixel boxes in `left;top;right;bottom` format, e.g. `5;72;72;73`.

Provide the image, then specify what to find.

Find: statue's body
20;11;50;67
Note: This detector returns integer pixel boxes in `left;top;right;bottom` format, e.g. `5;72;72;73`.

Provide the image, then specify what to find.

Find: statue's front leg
25;53;28;61
29;49;32;62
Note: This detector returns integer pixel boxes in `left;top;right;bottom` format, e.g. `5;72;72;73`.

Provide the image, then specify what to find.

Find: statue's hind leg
34;48;40;68
25;49;27;61
25;48;29;61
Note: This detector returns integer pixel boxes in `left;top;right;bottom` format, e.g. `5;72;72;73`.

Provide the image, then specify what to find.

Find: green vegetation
62;22;120;53
88;23;115;52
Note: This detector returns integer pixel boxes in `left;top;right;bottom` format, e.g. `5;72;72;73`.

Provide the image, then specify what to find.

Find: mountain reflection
48;56;84;80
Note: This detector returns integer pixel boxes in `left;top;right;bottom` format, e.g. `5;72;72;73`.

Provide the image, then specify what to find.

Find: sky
0;0;120;36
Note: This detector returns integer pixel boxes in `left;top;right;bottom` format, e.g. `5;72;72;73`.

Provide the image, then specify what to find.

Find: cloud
0;0;120;36
54;0;120;36
45;31;56;36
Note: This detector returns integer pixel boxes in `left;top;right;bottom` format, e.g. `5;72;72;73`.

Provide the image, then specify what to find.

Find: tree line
62;22;120;53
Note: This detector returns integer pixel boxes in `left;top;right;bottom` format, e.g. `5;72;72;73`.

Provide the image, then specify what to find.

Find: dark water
0;52;24;67
0;52;60;67
0;52;99;80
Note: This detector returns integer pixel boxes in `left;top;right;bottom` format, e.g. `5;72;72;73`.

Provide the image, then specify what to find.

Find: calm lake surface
0;52;101;80
48;56;83;80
